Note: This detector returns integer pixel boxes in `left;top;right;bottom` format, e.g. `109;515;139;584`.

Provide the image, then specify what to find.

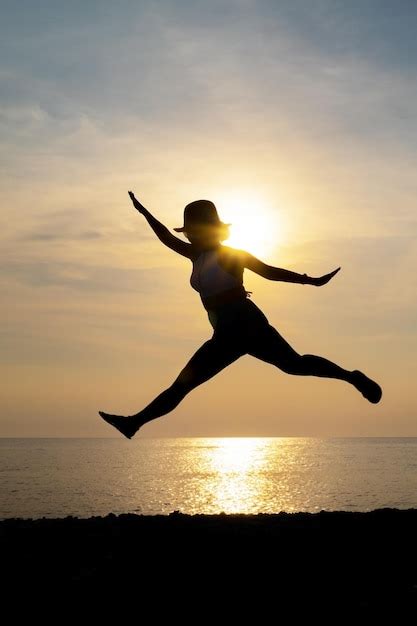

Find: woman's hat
174;200;231;232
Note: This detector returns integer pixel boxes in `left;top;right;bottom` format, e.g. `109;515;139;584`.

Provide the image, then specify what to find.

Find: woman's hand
308;267;341;286
128;190;145;214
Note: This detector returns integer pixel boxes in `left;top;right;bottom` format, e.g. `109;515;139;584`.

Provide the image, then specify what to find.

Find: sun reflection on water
202;437;279;514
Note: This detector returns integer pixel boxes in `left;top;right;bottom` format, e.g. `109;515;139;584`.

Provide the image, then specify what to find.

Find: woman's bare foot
98;411;140;439
350;370;382;404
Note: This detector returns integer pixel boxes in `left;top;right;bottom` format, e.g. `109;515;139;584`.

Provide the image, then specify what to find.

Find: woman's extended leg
247;324;382;403
99;336;246;438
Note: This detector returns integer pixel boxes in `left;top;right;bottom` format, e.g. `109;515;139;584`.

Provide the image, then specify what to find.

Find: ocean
1;437;417;519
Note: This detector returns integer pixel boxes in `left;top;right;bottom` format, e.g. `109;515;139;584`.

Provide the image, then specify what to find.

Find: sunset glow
1;1;415;438
216;190;281;258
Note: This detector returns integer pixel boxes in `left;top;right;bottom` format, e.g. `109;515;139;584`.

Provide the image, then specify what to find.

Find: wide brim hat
174;199;231;232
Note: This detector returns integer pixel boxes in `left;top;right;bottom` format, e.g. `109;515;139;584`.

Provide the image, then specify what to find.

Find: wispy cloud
23;229;102;241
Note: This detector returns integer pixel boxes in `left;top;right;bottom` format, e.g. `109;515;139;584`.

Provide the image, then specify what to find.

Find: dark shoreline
2;508;417;612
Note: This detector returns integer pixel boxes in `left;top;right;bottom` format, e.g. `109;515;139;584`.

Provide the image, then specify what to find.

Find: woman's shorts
207;298;272;350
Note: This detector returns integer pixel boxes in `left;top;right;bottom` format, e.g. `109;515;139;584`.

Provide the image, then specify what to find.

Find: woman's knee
279;352;308;374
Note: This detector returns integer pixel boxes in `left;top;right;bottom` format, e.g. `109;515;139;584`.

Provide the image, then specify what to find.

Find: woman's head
174;199;230;247
184;222;230;247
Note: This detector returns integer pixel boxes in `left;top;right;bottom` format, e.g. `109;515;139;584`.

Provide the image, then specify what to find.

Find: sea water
1;437;417;519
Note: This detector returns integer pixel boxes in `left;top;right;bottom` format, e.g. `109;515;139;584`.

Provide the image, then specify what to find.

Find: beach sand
1;509;417;614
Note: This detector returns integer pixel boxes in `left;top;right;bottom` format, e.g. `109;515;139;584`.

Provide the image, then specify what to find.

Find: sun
216;190;281;258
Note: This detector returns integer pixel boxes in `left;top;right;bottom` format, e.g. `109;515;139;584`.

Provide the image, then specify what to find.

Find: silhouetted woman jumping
99;192;382;439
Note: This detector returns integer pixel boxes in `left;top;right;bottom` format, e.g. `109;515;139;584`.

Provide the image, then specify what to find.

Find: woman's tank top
190;248;242;297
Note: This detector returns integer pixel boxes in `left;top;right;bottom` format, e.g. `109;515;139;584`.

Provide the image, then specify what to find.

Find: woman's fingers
128;190;138;205
315;267;341;286
326;267;341;280
128;190;144;213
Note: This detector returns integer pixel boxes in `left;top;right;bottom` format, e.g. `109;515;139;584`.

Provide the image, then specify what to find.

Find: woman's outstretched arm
128;191;193;259
242;250;340;286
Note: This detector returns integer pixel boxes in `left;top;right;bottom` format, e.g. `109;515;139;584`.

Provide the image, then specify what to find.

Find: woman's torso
190;245;244;297
189;245;268;334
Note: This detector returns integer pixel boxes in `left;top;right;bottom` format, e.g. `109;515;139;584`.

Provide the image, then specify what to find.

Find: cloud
23;229;102;241
8;205;155;250
1;259;177;292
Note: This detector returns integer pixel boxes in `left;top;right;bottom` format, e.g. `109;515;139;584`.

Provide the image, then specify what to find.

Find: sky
1;0;416;437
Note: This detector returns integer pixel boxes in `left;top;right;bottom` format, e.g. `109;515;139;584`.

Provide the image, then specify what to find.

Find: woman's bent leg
247;324;381;402
248;325;352;380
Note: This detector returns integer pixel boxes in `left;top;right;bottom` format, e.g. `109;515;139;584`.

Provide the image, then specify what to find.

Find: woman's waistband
200;285;252;311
